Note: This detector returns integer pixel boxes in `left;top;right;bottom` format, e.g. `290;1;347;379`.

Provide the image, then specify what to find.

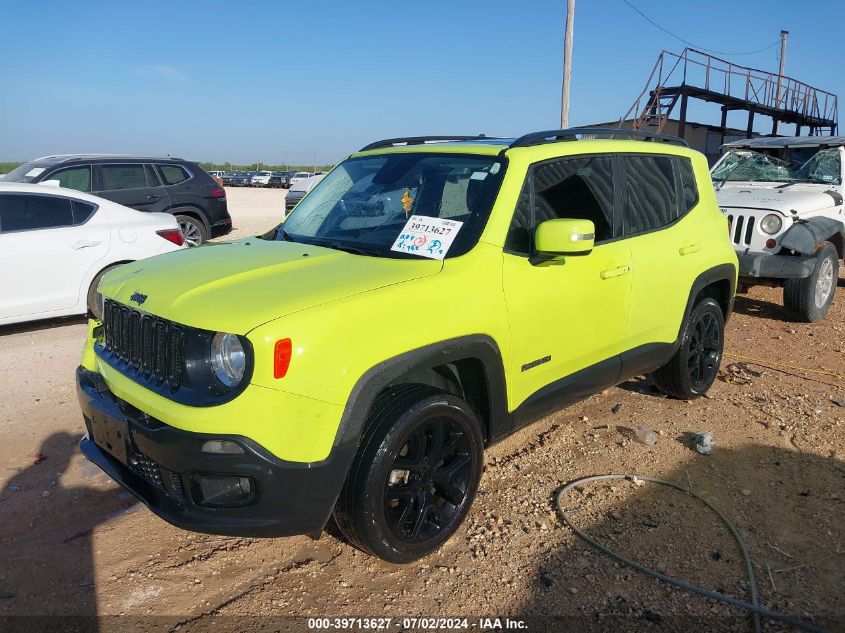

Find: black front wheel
653;297;725;399
333;385;484;563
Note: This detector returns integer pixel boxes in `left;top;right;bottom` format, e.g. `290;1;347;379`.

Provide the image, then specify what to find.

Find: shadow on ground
518;444;845;632
0;432;130;632
731;295;794;322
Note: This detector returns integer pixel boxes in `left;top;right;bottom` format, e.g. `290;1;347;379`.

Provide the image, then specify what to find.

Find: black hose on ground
555;474;829;633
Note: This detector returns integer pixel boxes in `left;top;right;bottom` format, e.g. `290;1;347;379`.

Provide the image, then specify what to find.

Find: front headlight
760;213;783;235
210;332;246;387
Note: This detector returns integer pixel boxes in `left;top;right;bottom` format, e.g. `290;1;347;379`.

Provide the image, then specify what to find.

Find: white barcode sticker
390;215;464;260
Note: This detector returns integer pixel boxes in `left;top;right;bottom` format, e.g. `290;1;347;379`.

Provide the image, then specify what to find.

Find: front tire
653;297;725;399
783;242;838;323
333;385;484;563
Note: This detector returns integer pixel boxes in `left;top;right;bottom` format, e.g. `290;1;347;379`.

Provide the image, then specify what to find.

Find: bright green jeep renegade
77;129;737;562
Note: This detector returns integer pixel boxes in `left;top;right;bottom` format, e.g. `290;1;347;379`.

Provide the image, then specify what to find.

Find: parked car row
217;169;325;188
284;173;325;213
3;155;231;246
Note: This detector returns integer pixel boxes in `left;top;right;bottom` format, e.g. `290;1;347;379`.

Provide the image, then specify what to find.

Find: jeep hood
99;239;442;332
716;186;841;215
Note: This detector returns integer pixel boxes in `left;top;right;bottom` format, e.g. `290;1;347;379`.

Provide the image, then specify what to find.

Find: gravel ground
0;187;843;633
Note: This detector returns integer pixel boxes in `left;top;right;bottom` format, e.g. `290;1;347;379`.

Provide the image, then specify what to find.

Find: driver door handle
600;265;630;280
72;239;102;250
679;243;701;255
145;194;160;200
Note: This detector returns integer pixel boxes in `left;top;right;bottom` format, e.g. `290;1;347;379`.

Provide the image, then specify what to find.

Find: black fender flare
677;263;737;340
780;217;845;257
332;334;510;448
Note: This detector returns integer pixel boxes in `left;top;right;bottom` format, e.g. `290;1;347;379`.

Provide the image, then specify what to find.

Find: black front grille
103;299;184;388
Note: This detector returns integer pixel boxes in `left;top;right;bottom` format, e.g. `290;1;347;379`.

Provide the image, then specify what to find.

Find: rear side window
621;155;679;235
48;166;91;192
158;164;190;185
102;164;149;190
0;194;74;232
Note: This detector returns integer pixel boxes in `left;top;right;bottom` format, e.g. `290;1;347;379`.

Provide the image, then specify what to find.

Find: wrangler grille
103;299;184;388
727;213;755;247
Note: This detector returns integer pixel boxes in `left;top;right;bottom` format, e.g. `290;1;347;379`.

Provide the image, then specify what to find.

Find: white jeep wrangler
712;136;845;321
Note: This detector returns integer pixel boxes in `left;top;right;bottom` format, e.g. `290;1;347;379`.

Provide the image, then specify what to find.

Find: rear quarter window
72;200;98;224
158;164;191;185
676;156;698;212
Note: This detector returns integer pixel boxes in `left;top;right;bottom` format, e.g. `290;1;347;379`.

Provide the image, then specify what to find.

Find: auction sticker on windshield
391;215;463;260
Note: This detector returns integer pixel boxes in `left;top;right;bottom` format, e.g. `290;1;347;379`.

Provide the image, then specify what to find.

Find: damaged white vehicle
712;136;845;321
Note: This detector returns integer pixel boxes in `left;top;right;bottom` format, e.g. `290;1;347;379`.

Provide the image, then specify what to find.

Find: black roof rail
359;135;497;152
509;127;688;148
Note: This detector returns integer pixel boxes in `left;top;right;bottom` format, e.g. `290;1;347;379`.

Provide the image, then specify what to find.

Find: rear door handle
72;239;101;250
600;265;630;280
145;194;160;200
679;243;701;255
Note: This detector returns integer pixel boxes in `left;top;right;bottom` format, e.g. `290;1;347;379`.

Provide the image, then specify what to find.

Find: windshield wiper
713;162;743;190
315;240;383;257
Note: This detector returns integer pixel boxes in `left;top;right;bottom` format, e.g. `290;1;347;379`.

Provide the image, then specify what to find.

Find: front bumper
737;251;816;280
76;366;355;537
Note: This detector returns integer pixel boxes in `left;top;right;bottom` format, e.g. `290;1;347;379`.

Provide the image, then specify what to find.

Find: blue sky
1;0;843;165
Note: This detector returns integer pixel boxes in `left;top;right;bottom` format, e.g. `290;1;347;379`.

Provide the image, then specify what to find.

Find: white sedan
0;182;186;326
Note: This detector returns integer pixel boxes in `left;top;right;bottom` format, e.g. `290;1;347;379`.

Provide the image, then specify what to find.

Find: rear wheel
175;214;207;246
783;242;838;322
333;385;484;563
653;297;724;399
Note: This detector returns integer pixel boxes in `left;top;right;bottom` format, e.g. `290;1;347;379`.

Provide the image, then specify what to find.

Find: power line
622;0;779;56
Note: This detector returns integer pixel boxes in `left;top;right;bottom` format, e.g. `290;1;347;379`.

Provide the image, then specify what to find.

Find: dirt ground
0;187;843;633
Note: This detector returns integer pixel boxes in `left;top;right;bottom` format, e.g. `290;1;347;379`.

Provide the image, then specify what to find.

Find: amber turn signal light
274;339;292;378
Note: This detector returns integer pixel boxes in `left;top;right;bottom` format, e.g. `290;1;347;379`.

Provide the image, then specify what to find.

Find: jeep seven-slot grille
727;213;755;247
103;299;184;388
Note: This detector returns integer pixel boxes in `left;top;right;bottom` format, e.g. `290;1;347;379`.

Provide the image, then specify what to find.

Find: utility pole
560;0;575;129
772;29;788;135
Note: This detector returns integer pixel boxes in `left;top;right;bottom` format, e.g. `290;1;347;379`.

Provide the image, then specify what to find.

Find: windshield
712;148;841;184
271;152;505;259
2;161;48;183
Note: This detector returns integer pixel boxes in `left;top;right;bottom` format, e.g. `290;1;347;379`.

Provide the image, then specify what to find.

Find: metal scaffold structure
621;48;838;143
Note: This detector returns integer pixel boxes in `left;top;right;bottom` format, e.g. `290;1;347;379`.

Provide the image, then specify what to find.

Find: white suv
713;136;845;321
288;171;314;187
251;171;273;187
